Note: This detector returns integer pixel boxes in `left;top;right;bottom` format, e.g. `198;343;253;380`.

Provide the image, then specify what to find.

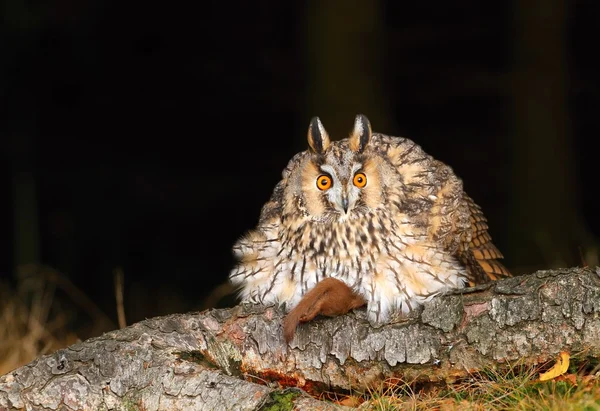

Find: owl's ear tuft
349;114;372;153
307;117;330;154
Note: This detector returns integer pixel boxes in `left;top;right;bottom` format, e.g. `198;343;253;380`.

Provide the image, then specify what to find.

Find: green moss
260;388;302;411
121;397;140;411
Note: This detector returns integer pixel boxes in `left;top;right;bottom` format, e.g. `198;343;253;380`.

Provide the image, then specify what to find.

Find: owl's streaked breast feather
229;115;510;326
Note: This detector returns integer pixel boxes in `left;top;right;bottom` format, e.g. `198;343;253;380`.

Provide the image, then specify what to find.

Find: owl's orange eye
353;172;367;188
316;175;332;190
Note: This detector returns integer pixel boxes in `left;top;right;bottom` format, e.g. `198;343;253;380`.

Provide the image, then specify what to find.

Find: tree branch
1;267;600;410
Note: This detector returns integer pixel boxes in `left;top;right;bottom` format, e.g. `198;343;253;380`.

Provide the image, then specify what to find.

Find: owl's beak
341;195;349;213
331;188;351;215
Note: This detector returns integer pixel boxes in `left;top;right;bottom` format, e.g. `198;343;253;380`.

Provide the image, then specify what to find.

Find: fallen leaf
539;351;570;381
337;396;363;407
581;375;597;391
438;398;460;411
555;374;578;385
581;375;596;385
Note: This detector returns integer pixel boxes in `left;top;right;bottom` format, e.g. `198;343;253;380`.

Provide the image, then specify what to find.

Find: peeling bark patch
210;308;234;322
204;338;243;377
489;296;540;327
157;317;187;333
465;315;495;356
174;351;218;369
227;322;247;341
245;368;332;398
248;316;285;356
249;369;298;388
201;315;221;332
457;302;489;332
422;296;463;332
383;332;406;365
463;302;489;319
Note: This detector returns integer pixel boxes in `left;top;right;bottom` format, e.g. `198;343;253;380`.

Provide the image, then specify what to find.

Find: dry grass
0;283;75;375
346;360;600;411
0;264;115;375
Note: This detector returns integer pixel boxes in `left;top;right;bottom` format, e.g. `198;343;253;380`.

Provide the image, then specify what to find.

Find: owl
229;114;510;331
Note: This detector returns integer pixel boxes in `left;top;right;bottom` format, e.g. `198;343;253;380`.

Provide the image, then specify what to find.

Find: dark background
1;1;598;339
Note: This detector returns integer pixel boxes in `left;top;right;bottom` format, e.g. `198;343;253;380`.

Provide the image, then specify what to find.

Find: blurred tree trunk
11;134;40;267
510;0;595;271
304;0;393;146
4;3;45;272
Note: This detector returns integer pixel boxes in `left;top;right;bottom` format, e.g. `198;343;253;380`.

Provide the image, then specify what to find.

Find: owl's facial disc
319;163;365;216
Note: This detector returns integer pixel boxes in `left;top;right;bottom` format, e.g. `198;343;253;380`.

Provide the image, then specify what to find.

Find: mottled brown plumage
230;115;510;328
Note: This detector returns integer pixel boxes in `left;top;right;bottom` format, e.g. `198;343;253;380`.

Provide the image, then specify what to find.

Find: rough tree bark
1;267;600;410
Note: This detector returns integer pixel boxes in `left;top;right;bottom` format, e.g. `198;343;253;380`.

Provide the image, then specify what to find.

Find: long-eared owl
229;115;510;327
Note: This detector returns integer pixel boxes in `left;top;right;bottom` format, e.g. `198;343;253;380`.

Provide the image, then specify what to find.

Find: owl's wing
372;133;510;286
458;194;511;285
257;179;285;225
257;151;307;226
